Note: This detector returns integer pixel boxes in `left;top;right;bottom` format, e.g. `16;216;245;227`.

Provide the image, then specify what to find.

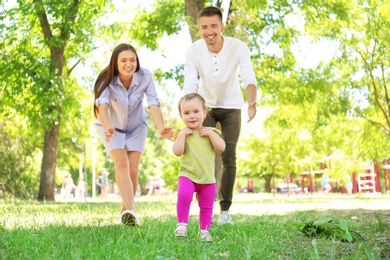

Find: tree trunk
38;122;61;201
33;0;72;201
264;173;273;193
184;0;205;42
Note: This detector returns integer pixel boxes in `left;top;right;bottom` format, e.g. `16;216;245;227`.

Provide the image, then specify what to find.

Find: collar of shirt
113;74;140;90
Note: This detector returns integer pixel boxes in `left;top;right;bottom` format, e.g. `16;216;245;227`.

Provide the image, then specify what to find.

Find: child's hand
180;127;193;136
199;126;213;137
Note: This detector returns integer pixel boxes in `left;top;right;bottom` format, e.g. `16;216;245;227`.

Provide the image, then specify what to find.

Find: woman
94;43;173;226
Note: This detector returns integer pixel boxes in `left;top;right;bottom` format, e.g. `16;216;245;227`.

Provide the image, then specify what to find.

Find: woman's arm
149;105;173;140
98;104;115;142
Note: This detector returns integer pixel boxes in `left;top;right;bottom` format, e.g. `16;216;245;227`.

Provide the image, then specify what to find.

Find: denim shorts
96;122;147;156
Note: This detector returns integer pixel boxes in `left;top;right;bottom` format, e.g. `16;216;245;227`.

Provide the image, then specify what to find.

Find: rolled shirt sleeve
183;46;200;94
143;70;161;108
95;87;110;107
238;42;258;89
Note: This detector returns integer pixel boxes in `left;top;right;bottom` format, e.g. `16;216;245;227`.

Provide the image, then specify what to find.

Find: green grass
1;194;390;259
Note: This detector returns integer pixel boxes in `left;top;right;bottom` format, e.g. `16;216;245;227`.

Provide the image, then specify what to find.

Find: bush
0;122;40;199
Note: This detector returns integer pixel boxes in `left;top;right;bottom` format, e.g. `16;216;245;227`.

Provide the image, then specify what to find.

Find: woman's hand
159;126;174;141
104;127;115;142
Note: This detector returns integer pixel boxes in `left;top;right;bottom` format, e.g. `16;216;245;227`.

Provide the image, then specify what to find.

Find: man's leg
203;111;221;199
218;109;241;212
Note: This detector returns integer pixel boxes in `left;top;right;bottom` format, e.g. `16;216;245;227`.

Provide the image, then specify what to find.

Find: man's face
198;15;224;47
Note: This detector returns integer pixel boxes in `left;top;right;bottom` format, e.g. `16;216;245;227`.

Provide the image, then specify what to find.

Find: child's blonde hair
178;93;207;115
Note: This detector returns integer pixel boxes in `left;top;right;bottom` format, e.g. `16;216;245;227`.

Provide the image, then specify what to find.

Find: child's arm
199;127;226;153
172;128;193;156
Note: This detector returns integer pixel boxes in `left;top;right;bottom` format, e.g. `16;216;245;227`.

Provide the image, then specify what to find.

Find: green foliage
153;65;184;90
0;121;40;199
1;1;115;199
2;0;390;196
103;0;185;50
373;212;389;232
296;218;364;243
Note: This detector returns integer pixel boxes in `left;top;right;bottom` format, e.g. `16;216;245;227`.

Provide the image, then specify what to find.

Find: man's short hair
198;6;223;22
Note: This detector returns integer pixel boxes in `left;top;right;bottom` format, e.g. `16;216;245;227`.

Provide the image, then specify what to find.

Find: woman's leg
197;183;216;230
121;151;142;212
177;176;196;224
128;151;141;193
110;148;135;212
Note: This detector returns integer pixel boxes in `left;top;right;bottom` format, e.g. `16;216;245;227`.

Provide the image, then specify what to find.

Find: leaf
295;218;364;243
344;230;353;243
313;219;332;226
339;220;348;231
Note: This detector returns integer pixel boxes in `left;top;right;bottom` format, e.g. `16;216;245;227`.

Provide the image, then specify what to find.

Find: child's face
180;98;206;130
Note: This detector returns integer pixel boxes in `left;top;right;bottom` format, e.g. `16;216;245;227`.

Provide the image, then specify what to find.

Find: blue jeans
203;108;241;211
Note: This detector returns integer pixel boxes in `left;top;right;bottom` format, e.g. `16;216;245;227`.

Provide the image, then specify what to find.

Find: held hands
247;103;257;123
159;126;174;141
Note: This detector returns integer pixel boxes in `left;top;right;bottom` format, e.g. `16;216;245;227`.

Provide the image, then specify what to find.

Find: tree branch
381;63;390;116
33;0;52;42
354;109;390;135
68;59;81;75
358;50;390;130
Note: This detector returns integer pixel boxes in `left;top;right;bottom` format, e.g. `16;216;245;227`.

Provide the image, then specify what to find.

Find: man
184;6;258;225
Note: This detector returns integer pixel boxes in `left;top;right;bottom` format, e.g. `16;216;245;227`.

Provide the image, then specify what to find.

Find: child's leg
177;176;196;223
197;183;216;230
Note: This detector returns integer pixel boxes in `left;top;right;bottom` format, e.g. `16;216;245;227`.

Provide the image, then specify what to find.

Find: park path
57;192;390;216
134;192;390;216
229;193;390;216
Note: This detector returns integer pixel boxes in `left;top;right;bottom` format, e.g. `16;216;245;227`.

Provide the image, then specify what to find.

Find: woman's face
117;50;137;78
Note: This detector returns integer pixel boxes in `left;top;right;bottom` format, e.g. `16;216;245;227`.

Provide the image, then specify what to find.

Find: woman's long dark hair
93;43;141;118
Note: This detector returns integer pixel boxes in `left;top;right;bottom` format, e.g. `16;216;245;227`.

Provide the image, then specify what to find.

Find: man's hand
247;102;257;123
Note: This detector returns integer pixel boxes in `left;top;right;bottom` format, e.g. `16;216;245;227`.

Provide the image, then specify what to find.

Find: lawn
1;193;389;259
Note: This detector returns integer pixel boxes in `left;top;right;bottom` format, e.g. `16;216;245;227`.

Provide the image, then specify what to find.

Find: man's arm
246;84;257;123
183;47;199;94
239;42;258;122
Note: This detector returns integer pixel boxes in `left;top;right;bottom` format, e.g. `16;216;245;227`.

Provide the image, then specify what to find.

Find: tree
1;1;113;201
0;120;40;199
299;1;390;135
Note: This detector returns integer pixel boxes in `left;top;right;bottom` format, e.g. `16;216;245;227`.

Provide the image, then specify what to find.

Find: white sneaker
218;211;234;225
120;209;140;226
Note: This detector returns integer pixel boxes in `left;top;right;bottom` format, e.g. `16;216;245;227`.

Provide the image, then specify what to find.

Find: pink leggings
176;176;216;230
